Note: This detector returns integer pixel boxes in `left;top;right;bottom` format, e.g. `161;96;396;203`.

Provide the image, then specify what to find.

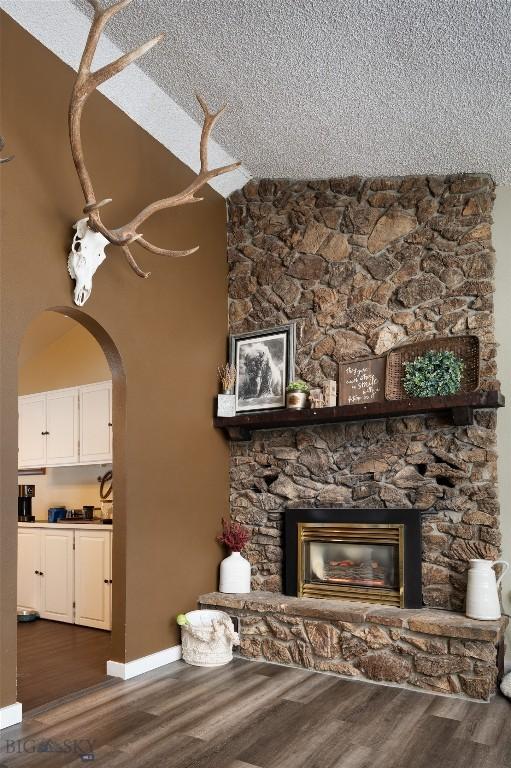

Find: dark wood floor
2;656;511;767
17;619;111;710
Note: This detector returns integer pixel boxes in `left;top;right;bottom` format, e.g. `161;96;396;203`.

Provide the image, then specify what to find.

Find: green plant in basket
286;380;310;394
402;350;464;398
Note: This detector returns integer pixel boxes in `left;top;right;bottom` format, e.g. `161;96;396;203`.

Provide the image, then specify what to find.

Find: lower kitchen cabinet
17;528;42;612
39;529;75;622
74;531;112;630
17;526;112;630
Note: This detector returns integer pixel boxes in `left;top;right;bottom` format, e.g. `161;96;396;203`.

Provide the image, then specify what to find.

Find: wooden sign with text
339;357;386;406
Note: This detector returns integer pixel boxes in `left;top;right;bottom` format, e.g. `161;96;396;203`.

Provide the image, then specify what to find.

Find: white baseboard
107;644;182;681
0;702;22;729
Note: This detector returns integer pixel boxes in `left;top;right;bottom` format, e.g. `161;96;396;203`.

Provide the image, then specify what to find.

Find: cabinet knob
109;579;112;584
108;423;112;427
34;570;39;575
40;571;44;576
104;579;109;584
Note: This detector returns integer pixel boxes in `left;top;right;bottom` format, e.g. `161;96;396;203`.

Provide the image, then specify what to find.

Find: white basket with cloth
181;609;239;667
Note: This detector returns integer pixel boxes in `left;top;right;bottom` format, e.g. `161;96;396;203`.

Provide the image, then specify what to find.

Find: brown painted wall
0;14;229;706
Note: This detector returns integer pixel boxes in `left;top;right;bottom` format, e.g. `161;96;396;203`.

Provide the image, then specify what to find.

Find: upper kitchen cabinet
18;393;47;468
18;381;112;469
79;381;112;464
19;388;79;468
46;388;79;466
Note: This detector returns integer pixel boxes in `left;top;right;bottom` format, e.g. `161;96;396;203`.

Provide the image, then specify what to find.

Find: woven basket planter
385;335;480;400
181;610;239;667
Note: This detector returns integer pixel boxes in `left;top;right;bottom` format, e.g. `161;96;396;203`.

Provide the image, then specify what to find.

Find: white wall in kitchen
19;464;112;521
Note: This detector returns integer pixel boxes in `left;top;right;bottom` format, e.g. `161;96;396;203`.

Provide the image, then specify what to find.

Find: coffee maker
18;484;35;522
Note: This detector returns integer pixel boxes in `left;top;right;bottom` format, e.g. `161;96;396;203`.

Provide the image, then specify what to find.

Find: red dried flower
217;517;251;552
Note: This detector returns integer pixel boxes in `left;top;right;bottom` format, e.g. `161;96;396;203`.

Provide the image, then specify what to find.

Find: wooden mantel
214;389;505;441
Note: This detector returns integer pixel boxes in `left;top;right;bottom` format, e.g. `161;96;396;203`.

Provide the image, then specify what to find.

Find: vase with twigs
217;517;251;594
217;363;237;417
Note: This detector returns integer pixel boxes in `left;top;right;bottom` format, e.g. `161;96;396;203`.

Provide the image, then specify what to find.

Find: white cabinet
74;530;112;630
79;382;112;464
46;389;79;466
17;528;74;623
39;529;74;622
18;380;112;469
18;394;47;468
17;528;41;610
17;526;112;629
18;388;79;468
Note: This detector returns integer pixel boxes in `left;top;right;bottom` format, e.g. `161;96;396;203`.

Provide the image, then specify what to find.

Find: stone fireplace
202;173;507;700
284;506;422;608
226;173;500;612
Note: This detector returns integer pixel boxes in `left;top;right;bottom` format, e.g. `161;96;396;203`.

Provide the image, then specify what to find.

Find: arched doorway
16;307;126;710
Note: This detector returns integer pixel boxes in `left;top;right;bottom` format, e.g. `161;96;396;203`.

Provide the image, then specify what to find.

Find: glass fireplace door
297;523;404;607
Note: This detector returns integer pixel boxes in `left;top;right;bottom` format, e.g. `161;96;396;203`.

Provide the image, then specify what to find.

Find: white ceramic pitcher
466;558;509;620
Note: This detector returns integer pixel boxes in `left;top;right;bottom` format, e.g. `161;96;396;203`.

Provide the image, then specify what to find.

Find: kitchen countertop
18;522;112;531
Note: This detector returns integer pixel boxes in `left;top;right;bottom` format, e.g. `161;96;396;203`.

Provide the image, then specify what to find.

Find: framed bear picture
230;323;296;413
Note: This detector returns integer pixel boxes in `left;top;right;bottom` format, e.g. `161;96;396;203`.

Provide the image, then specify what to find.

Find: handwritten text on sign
339;358;386;405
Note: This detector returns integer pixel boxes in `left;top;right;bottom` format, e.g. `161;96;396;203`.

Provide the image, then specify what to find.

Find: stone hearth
200;592;507;701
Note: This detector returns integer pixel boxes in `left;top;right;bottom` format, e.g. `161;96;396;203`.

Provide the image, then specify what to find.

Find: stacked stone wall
227;175;499;611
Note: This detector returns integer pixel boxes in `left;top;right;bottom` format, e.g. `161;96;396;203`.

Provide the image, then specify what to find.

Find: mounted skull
67;0;240;306
68;218;109;306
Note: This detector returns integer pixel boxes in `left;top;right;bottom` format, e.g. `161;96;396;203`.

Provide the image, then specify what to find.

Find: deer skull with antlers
68;0;240;306
68;218;109;306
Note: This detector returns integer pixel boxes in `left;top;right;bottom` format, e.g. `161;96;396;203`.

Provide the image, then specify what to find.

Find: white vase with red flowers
217;518;251;593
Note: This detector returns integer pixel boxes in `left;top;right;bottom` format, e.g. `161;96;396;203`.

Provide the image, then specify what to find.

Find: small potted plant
402;351;464;398
286;380;310;410
217;363;237;417
217;517;251;593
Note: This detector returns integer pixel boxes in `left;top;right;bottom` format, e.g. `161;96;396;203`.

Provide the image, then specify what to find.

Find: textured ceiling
60;1;511;183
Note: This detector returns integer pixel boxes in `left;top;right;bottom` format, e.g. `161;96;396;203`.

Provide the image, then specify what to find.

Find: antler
69;0;241;277
0;135;14;164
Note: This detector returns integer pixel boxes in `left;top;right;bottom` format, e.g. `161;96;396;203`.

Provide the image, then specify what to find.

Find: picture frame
229;323;296;413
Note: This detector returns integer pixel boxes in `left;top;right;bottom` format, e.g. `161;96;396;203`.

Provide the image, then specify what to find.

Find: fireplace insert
284;507;422;609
